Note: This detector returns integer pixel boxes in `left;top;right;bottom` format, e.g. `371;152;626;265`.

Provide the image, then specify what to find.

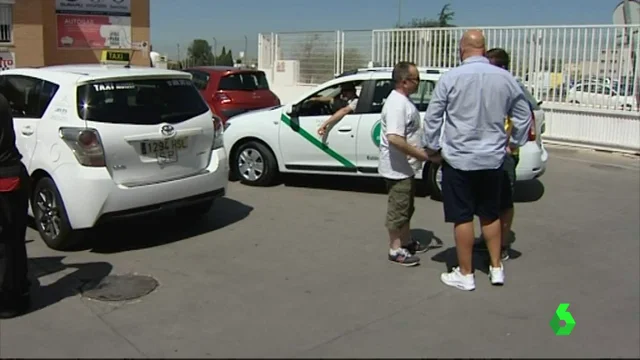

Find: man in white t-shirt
379;61;431;267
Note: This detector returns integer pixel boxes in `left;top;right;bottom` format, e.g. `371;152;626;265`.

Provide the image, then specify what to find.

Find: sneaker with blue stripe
388;247;420;267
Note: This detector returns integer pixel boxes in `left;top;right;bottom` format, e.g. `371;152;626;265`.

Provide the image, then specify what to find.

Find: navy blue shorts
441;161;504;224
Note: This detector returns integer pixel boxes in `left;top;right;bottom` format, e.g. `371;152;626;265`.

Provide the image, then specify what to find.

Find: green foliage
394;3;457;67
186;40;234;67
187;39;215;66
398;3;455;28
216;46;234;66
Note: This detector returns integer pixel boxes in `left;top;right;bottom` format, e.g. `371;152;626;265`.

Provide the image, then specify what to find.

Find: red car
184;66;280;123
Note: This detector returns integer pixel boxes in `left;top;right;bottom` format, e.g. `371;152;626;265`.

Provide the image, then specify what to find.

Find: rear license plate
141;138;189;164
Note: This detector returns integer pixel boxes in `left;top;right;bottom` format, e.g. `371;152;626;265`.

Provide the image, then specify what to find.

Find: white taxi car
223;67;547;198
0;65;228;250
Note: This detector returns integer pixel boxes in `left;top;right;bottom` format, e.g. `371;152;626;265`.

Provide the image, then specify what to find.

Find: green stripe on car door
280;113;356;168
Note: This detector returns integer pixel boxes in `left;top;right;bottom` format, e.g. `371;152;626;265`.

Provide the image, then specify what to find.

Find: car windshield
218;71;269;91
76;78;209;125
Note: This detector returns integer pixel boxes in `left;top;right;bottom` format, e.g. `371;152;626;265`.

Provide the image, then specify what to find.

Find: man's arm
422;76;448;155
386;102;428;161
507;79;533;148
311;96;333;103
317;101;355;136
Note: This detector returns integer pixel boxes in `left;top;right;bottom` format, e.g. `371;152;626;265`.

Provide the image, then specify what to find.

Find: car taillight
215;92;231;104
212;115;224;150
59;127;106;167
528;111;536;142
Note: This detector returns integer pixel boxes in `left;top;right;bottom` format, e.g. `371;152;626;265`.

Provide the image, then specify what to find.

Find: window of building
0;1;12;44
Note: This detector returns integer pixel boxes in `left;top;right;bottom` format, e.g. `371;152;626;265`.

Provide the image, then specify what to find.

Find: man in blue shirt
423;30;532;291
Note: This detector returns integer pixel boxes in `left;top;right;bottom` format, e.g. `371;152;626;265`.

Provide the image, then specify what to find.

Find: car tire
233;141;278;186
176;200;214;218
31;177;81;251
427;163;443;201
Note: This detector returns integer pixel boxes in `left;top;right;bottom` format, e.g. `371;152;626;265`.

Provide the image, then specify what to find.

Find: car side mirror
287;103;301;117
537;100;543;106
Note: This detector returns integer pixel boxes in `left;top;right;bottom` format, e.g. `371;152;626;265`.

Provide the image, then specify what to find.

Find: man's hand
428;152;443;164
317;123;328;136
415;147;429;162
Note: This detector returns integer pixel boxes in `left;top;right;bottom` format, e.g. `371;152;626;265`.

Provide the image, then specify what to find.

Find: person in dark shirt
0;90;31;319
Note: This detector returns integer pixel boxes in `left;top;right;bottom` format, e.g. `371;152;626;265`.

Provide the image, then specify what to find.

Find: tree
187;39;215;66
216;46;227;65
223;49;234;66
393;3;457;67
214;46;234;66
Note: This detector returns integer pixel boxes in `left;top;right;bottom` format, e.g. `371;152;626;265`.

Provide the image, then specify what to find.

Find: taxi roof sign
100;50;132;64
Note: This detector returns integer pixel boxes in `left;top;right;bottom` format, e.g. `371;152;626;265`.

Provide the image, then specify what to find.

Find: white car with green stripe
223;67;547;197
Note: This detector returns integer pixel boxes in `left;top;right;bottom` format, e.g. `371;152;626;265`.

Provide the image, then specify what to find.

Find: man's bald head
459;29;486;61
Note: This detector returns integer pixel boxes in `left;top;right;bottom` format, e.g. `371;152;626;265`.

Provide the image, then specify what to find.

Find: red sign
56;14;130;49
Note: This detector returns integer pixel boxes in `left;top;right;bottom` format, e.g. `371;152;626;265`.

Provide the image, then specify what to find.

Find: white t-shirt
346;97;358;112
378;90;423;179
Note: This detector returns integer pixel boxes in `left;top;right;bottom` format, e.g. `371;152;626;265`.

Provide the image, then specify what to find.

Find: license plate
141;138;189;164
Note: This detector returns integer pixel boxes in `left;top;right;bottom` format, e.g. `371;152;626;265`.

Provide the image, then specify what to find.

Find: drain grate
80;274;158;302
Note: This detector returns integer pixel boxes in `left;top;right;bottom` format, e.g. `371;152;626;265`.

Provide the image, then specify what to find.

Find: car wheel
176;200;214;218
233;141;278;186
427;163;443;201
31;177;81;251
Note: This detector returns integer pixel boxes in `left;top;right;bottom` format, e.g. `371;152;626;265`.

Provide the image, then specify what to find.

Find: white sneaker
489;263;505;286
440;267;475;291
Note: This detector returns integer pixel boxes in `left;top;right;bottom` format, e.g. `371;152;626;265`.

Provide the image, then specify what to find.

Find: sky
149;0;623;61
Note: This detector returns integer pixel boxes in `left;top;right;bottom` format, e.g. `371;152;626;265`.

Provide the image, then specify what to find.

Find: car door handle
338;126;352;132
21;126;34;136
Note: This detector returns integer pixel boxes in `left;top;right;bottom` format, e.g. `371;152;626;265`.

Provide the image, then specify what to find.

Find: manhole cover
80;274;158;302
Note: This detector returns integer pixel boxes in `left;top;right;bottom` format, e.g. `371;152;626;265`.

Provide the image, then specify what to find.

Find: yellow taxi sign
100;50;132;64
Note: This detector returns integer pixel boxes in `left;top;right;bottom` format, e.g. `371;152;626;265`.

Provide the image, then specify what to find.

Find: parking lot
0;145;638;358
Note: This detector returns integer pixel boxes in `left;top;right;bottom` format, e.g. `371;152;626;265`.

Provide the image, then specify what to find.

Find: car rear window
218;71;269;91
76;78;209;125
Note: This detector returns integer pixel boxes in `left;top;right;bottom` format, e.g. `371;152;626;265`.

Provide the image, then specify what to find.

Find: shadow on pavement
410;228;444;249
514;179;545;203
78;197;253;254
25;256;113;315
431;232;523;275
282;174;388;195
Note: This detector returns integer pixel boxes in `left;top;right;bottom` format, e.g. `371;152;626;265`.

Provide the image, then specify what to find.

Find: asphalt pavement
0;145;638;358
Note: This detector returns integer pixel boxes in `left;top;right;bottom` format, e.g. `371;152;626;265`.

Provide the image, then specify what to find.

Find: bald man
423;30;532;291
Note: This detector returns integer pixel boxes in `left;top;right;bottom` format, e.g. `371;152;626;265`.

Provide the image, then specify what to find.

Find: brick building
0;0;150;69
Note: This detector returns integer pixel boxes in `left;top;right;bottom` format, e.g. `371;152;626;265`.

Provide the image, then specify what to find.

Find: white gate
259;25;640;153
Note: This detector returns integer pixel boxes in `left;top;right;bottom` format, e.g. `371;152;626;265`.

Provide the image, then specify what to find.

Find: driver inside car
315;82;359;136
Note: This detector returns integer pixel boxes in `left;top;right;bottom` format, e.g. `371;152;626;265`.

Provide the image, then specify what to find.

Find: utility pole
397;0;402;26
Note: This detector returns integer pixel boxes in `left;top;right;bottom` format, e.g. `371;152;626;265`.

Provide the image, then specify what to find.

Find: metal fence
260;25;640;113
